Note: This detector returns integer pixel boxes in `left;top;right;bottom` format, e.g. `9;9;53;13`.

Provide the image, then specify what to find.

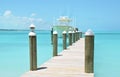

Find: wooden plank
21;38;94;77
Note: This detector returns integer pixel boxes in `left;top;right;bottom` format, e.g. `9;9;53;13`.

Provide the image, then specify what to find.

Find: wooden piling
72;31;75;43
85;29;94;73
29;32;37;71
51;28;53;44
75;31;77;42
53;31;58;56
63;31;67;50
80;31;82;38
68;31;72;46
78;31;80;40
76;31;79;41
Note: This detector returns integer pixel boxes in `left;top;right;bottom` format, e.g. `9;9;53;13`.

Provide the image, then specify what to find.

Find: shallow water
94;33;120;77
0;30;63;77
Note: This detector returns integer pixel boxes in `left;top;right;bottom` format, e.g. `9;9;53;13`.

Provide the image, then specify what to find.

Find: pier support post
63;31;67;50
85;29;94;73
51;28;53;44
29;24;37;71
68;31;72;46
75;31;77;42
77;31;79;41
72;31;75;43
80;31;82;38
78;31;80;40
53;31;58;56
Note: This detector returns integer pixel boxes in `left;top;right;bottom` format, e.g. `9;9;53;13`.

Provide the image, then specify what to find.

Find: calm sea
0;30;120;77
94;33;120;77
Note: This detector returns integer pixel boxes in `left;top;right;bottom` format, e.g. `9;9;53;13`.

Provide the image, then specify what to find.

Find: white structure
29;24;36;36
53;16;74;37
85;29;94;36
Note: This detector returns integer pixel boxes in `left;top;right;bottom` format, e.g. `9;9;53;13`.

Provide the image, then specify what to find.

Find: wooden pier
21;38;94;77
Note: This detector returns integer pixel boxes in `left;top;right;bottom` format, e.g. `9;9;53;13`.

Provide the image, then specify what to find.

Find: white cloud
31;13;36;17
3;10;12;17
0;10;44;29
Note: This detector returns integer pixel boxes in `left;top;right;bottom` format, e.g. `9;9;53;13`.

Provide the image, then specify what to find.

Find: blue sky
0;0;120;32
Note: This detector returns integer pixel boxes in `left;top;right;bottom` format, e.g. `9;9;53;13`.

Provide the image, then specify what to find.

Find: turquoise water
0;31;120;77
0;30;63;77
94;33;120;77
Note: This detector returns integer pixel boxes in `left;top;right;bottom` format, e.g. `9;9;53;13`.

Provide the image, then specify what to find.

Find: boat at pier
52;16;74;37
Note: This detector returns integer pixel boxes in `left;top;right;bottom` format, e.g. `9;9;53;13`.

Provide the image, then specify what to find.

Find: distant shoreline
0;29;120;34
0;29;50;31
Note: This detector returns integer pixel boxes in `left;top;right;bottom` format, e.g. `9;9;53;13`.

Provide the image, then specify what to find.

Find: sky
0;0;120;32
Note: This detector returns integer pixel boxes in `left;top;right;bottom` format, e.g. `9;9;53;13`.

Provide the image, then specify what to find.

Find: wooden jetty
21;38;94;77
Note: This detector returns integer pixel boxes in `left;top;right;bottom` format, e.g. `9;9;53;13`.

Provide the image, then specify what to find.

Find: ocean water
0;30;120;77
94;33;120;77
0;30;63;77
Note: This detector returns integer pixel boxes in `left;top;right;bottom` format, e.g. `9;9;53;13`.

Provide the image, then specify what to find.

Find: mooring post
51;28;53;44
80;31;82;38
72;31;75;43
63;31;67;50
68;31;72;46
76;31;79;41
53;31;58;56
85;29;94;73
77;31;80;40
29;24;37;71
75;31;78;42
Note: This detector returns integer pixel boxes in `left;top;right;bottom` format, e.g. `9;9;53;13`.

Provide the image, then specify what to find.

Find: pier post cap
29;24;36;36
72;31;75;33
63;31;67;34
78;31;82;33
76;31;78;33
29;24;36;32
53;31;58;34
29;32;36;36
29;24;35;29
68;31;72;33
78;30;82;32
85;29;94;36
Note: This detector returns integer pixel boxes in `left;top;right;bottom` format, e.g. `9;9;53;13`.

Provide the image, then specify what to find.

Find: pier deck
21;38;94;77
